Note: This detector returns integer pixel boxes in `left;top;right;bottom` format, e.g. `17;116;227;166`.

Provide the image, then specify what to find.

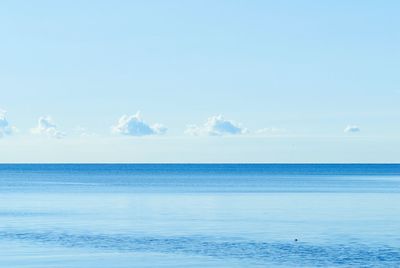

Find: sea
0;164;399;267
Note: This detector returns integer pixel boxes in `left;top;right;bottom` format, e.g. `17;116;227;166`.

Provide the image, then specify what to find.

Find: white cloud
186;115;247;136
0;110;17;138
31;116;65;138
112;112;167;136
184;124;203;136
344;125;360;133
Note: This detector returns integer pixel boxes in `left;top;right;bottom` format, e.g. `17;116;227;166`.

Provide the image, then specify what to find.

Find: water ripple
0;231;399;267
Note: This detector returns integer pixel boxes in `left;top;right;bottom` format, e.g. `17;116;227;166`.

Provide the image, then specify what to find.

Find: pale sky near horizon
1;1;399;163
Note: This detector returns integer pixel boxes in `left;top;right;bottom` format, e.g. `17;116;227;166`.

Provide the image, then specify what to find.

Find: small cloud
344;125;360;133
112;112;167;136
31;116;65;139
185;124;203;136
256;127;286;136
0;110;17;138
151;123;168;135
186;115;247;136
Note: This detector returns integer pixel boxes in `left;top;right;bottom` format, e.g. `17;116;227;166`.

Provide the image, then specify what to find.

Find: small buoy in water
294;238;298;242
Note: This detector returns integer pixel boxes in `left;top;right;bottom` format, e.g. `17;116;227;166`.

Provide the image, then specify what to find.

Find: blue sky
0;1;399;162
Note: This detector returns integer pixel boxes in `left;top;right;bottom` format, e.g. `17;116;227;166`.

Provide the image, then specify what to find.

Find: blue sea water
0;164;399;267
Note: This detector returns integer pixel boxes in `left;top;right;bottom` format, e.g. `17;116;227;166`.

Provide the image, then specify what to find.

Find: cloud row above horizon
0;109;360;139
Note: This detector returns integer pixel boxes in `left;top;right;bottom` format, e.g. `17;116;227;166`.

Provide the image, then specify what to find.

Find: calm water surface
0;164;399;267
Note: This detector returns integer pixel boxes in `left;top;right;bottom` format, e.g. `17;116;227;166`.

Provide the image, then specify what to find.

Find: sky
0;0;399;163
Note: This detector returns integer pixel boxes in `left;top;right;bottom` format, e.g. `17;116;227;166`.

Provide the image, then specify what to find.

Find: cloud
0;110;17;138
186;115;246;136
31;116;65;138
112;112;167;136
344;125;360;133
